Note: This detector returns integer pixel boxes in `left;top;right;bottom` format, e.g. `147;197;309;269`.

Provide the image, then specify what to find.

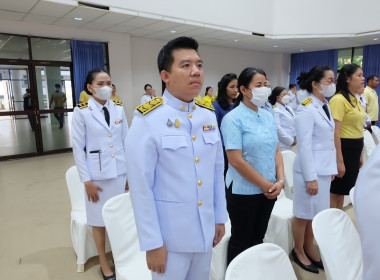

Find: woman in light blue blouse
221;67;285;265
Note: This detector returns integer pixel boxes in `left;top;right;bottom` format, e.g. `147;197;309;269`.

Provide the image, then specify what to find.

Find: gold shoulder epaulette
136;97;164;115
113;100;123;106
195;99;215;111
77;102;88;109
272;105;277;108
301;98;312;107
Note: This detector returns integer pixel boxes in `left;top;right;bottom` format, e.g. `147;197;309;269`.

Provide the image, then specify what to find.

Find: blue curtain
289;49;338;85
71;40;105;104
363;44;380;123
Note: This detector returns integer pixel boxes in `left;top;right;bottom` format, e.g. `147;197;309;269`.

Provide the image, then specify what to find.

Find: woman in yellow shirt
329;64;366;209
202;86;215;105
110;84;121;102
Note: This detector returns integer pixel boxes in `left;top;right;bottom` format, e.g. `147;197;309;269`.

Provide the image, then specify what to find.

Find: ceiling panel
143;21;182;31
54;17;89;28
127;28;156;37
23;13;59;25
63;6;107;21
119;17;160;28
29;1;76;17
105;25;137;33
0;10;25;20
0;0;38;13
81;21;114;31
92;12;135;25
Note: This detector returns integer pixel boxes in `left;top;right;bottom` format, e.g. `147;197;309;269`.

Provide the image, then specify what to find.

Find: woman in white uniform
71;68;128;280
291;66;337;274
268;86;297;151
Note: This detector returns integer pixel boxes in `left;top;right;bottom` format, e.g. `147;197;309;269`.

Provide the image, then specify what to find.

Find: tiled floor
0;152;356;280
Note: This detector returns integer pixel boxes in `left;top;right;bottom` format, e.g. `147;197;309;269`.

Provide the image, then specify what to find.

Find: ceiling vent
78;1;109;11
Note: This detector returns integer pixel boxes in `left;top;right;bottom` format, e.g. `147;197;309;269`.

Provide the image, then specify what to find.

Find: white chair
312;208;362;280
102;193;151;280
225;243;297;280
263;195;294;254
349;186;355;206
282;150;296;200
371;125;380;145
210;219;231;280
65;166;111;272
363;130;376;162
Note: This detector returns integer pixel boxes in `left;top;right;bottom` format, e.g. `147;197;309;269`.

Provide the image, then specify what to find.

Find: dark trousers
226;183;276;265
54;107;64;126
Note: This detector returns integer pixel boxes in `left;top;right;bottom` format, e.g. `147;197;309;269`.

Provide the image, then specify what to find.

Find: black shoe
304;250;324;269
291;249;319;274
101;269;116;280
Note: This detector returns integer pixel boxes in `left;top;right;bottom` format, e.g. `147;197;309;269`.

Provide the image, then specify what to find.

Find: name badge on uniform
115;119;123;124
203;124;216;131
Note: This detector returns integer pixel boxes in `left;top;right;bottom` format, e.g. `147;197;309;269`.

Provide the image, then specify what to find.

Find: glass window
353;47;363;67
338;48;352;70
0;34;29;60
31;38;71;61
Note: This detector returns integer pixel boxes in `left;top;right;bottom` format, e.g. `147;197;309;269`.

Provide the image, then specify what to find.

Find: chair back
371;126;380;145
65;165;86;215
102;193;150;280
312;208;362;280
282;150;296;199
363;130;376;162
225;243;297;280
349;186;355;206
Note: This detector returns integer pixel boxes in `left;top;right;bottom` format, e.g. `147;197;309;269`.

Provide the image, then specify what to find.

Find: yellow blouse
329;93;366;139
202;95;215;105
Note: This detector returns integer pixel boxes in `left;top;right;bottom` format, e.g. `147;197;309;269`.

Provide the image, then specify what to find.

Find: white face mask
319;84;336;98
281;95;290;105
93;86;112;100
250;87;271;107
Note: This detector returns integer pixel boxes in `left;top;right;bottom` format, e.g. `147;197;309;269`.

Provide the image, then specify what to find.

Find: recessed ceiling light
300;49;304;52
170;30;176;33
234;39;239;42
74;17;82;21
273;45;278;48
373;38;379;41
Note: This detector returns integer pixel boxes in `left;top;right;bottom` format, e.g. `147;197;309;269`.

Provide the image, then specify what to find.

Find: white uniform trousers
85;174;127;227
152;248;212;280
293;171;331;220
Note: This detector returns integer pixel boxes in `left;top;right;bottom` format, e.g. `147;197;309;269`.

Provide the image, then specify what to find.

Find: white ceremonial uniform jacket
289;90;298;111
126;90;228;253
71;98;128;182
296;89;309;105
293;95;337;181
273;102;296;151
140;93;153;105
354;145;380;280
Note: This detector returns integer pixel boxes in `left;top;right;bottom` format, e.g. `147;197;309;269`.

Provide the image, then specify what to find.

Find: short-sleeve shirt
329;93;366;139
363;86;379;121
51;91;66;107
221;102;278;195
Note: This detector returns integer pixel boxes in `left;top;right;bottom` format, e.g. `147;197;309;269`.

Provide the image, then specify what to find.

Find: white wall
131;36;291;106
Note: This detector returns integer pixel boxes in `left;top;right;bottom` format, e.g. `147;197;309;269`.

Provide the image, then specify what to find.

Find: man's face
161;48;204;102
370;77;379;89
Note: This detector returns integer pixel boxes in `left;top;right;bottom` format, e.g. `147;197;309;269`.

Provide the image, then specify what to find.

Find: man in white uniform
126;37;227;280
354;145;380;280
